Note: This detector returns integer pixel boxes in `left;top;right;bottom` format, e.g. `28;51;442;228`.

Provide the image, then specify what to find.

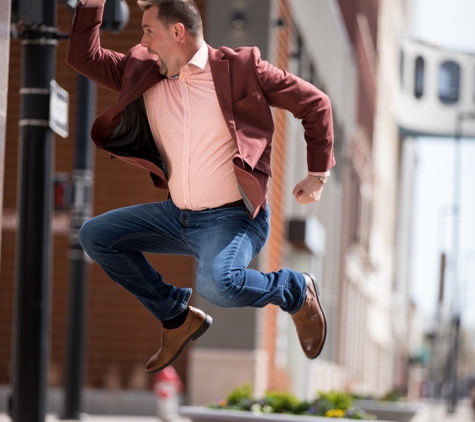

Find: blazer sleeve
67;5;127;93
253;48;335;173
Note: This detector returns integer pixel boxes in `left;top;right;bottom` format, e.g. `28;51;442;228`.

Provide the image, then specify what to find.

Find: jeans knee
78;218;101;256
196;268;245;308
197;282;234;308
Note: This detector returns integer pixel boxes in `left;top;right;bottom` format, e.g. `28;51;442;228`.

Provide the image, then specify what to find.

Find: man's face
141;6;175;76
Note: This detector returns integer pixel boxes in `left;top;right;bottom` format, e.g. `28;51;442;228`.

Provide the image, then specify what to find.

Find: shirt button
184;199;188;203
186;124;189;128
183;175;187;179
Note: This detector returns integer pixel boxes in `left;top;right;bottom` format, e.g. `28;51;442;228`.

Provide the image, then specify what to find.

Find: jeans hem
287;272;307;315
162;287;193;321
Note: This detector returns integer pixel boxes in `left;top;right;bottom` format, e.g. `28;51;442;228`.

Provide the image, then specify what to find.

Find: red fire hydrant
153;366;184;421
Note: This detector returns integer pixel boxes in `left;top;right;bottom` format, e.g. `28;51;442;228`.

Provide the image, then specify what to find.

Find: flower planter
179;406;399;422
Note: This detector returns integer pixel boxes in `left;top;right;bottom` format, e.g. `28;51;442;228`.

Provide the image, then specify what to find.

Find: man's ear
173;23;186;41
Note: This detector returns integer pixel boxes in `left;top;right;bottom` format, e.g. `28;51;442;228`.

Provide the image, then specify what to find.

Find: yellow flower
325;409;345;418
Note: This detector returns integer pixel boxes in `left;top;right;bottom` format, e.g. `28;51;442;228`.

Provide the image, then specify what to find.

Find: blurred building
0;0;429;407
397;4;475;403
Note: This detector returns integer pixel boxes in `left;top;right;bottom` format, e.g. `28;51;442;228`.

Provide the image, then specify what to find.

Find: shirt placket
180;69;192;209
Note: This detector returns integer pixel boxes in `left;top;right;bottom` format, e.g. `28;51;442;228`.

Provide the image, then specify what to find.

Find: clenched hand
292;176;324;204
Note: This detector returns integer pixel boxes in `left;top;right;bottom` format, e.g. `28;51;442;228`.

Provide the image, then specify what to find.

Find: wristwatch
315;175;329;185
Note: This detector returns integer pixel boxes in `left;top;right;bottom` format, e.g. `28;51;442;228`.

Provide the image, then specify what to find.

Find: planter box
180;406;398;422
353;400;426;422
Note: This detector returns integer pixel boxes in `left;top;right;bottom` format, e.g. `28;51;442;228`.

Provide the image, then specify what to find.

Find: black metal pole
430;252;446;400
61;74;96;420
11;0;57;420
448;314;461;413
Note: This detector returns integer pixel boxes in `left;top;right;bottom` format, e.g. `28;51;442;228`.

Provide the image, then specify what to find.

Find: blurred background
0;0;475;419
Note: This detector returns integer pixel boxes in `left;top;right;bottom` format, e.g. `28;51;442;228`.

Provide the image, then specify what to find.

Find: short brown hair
137;0;203;38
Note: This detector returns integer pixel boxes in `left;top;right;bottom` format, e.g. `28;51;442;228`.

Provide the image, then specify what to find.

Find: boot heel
191;315;212;341
303;272;320;296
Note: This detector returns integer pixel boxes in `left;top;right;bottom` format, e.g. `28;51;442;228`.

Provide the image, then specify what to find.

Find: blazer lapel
208;45;238;146
92;58;164;149
119;59;164;104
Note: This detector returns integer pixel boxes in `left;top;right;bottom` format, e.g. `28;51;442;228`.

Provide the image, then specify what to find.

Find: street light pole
61;74;96;420
11;0;58;419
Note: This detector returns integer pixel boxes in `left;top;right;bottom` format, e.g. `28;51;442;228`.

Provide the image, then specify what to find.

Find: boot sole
146;314;213;374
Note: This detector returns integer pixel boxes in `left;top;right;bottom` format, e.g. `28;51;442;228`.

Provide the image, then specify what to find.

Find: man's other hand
292;176;324;204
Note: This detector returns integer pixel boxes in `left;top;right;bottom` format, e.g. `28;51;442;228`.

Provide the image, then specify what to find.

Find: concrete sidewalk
1;400;472;422
0;415;191;422
410;399;473;422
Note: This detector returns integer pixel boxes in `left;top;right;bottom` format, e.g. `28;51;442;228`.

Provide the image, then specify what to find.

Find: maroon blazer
67;5;335;218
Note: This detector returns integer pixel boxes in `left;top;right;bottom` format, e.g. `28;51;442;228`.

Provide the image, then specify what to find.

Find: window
290;32;303;76
349;168;372;251
349;169;361;243
439;61;460;104
414;56;424;99
400;49;404;87
302;62;315;85
473;67;475;103
291;30;318;86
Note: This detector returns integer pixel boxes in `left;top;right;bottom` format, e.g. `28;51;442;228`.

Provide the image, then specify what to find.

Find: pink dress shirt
143;43;243;210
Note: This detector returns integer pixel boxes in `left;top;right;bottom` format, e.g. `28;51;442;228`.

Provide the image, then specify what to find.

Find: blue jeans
79;199;307;322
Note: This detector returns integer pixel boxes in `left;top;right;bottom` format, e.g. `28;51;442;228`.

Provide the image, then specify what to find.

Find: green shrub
263;390;301;413
317;391;353;410
379;389;404;402
226;383;254;404
209;385;377;420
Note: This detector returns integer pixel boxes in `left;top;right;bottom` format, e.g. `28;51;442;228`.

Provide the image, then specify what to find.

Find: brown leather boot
145;306;212;374
291;272;327;359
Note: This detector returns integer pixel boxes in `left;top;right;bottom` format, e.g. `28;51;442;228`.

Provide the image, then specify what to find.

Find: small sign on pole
49;79;69;138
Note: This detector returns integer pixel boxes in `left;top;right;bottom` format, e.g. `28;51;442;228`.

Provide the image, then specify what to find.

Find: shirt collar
187;42;208;70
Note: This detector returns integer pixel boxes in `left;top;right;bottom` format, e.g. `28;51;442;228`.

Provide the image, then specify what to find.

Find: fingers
297;193;314;204
291;183;302;197
293;189;312;204
292;176;324;204
292;183;306;203
293;187;321;204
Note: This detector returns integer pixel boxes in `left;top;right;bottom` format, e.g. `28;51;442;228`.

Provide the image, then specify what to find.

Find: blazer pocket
233;89;261;109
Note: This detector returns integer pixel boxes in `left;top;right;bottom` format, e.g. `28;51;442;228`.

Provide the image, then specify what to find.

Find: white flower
250;403;262;414
263;405;273;413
